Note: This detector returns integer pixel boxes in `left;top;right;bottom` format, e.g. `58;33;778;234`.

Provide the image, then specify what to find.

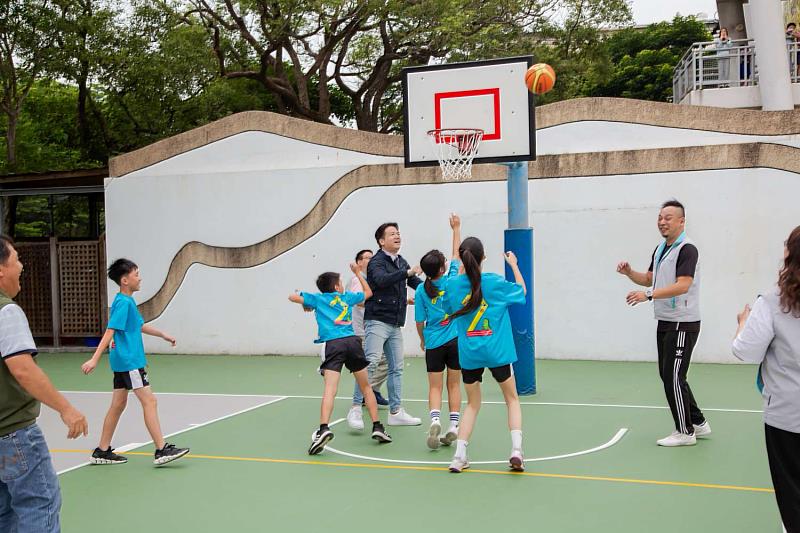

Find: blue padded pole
503;162;535;394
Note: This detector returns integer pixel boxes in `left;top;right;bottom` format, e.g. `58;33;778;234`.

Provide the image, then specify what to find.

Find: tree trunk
77;62;90;159
6;111;18;172
1;197;18;236
77;0;91;160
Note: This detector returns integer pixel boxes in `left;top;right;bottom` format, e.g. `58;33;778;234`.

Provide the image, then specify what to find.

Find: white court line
324;418;629;465
55;395;287;475
60;391;763;413
279;394;763;414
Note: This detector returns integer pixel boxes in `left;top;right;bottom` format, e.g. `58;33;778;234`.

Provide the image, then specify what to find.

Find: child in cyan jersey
443;237;527;473
290;263;392;455
415;214;462;449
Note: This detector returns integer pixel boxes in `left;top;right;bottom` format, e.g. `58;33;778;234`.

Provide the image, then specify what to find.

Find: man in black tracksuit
348;222;424;428
618;199;710;447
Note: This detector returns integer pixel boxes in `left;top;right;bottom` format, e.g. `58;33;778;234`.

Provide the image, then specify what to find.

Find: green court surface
39;353;779;533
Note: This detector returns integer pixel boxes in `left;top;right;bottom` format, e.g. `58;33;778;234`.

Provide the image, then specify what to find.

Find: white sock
455;439;468;459
511;429;523;451
449;412;460;426
430;409;440;423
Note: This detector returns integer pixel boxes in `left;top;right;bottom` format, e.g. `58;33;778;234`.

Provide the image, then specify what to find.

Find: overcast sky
630;0;719;25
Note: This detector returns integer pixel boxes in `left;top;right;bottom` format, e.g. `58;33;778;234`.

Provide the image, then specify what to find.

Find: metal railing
789;40;800;84
673;39;756;104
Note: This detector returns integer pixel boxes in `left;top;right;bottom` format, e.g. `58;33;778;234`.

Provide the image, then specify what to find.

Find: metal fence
673;39;757;104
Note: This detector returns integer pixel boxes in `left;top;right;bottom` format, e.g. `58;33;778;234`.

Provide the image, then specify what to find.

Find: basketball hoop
426;128;484;181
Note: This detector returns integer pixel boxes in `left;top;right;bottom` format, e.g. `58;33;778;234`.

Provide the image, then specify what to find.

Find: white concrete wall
537;120;800;154
107;125;800;363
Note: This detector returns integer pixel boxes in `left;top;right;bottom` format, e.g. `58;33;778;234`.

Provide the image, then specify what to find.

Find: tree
586;15;712;102
0;0;62;171
55;0;120;163
175;0;626;132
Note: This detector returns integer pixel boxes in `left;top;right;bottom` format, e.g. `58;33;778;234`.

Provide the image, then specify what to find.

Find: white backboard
402;56;536;167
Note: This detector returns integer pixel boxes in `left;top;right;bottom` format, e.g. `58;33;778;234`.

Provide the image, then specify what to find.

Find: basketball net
426;128;484;181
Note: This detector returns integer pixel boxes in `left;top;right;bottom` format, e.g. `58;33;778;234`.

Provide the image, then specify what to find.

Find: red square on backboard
433;88;501;141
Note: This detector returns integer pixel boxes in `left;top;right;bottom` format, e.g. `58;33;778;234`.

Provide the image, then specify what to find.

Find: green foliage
0;81;96;174
586;16;712;102
2;0;685;174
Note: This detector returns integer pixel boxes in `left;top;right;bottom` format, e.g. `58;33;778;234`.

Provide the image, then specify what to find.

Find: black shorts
462;364;512;385
113;368;150;390
426;338;460;372
320;336;368;373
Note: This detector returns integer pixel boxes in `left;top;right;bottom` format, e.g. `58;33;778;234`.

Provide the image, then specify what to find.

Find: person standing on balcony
714;28;733;86
786;23;799;78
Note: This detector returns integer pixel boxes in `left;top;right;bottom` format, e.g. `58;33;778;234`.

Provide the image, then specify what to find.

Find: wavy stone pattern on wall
108;99;800;321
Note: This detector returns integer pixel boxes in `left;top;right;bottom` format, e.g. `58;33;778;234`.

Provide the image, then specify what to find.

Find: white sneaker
449;456;470;473
440;425;458;446
693;421;712;438
388;408;421;426
509;449;525;472
347;407;364;431
657;431;696;447
426;420;442;449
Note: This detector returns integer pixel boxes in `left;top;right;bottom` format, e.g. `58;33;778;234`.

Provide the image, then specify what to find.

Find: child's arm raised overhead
141;324;177;346
350;262;373;300
504;251;527;295
450;213;461;260
81;328;115;374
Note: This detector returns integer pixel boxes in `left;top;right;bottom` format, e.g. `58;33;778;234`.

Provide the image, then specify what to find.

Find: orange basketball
525;63;556;95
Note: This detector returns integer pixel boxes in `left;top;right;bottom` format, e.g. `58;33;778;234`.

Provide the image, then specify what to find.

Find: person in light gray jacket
733;225;800;533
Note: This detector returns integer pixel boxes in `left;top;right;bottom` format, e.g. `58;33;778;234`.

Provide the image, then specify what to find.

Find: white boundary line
278;394;763;414
61;391;763;413
324;418;629;465
55;395;287;475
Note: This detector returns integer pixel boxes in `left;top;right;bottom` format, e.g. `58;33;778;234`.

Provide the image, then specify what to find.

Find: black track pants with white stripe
656;329;705;434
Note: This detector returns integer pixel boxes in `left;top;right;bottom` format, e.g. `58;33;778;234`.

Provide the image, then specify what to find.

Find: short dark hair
355;249;373;262
0;235;14;266
316;272;340;293
788;22;796;29
108;258;138;285
374;222;398;247
661;199;685;217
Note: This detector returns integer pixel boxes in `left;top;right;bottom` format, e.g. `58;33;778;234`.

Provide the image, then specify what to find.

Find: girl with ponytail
415;214;463;449
443;235;527;473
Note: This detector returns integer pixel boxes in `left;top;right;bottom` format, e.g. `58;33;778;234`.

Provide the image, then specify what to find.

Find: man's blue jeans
353;320;404;413
0;423;62;533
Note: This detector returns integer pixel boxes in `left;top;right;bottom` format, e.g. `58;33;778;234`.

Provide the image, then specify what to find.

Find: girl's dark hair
420;250;446;299
450;237;484;319
778;225;800;317
316;272;340;293
108;258;138;285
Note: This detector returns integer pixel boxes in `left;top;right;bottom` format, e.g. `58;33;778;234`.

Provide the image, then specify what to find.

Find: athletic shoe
388;408;421;426
308;429;334;455
693;421;712;438
373;390;389;409
371;423;392;443
509;450;525;472
426;420;442;449
440;425;458;446
153;443;190;465
656;431;696;447
90;447;127;465
347;406;364;431
449;456;470;473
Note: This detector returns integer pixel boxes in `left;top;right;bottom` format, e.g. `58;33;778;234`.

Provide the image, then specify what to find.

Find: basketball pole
503;161;536;395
